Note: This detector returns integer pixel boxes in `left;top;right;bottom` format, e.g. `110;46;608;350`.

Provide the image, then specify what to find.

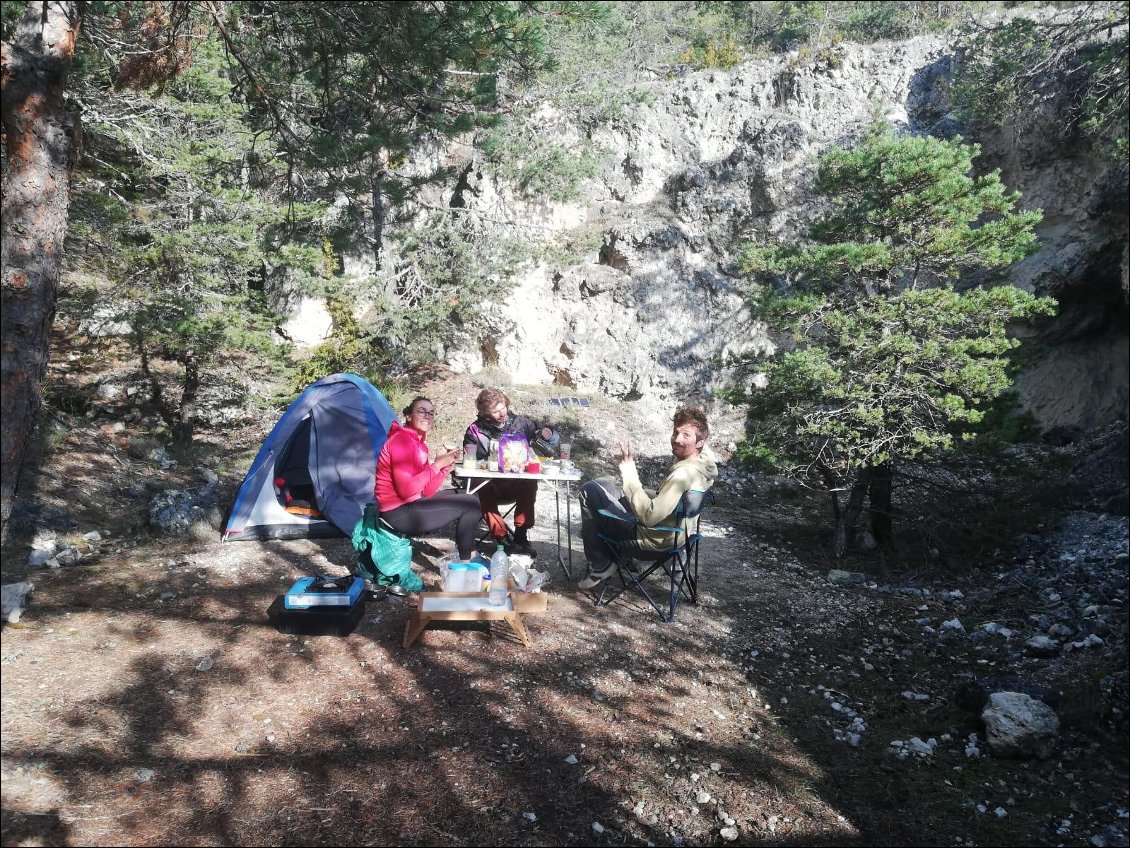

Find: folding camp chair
593;489;714;622
475;503;517;549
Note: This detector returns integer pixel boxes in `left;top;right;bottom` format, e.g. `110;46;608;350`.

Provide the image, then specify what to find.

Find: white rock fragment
982;622;1014;638
1025;635;1060;656
2;582;34;623
907;737;936;757
940;618;966;632
592;822;605;834
523;812;537;822
27;549;54;567
565;754;578;764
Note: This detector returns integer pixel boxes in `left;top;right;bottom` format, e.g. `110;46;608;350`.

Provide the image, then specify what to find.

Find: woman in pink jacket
375;396;481;561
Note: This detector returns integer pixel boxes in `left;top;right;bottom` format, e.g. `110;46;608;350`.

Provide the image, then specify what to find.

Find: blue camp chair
593;489;714;622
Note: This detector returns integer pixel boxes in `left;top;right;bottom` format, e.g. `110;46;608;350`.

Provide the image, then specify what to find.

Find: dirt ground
2;366;1127;847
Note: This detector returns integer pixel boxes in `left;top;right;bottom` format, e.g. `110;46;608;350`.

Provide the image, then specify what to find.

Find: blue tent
224;373;398;541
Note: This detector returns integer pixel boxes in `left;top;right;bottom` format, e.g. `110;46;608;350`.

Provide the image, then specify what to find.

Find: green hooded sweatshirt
619;452;718;551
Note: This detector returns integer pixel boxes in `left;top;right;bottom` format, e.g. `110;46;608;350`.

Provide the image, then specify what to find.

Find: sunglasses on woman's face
412;408;436;417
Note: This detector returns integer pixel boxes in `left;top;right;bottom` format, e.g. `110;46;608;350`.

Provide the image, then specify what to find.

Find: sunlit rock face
360;30;1129;432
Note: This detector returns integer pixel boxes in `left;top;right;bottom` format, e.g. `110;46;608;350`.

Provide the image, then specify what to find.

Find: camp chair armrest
597;509;637;525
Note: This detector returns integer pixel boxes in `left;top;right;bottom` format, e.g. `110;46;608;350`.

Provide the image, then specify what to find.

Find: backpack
350;503;423;593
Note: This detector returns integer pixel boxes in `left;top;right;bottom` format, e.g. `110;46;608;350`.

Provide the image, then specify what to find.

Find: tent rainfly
224;373;397;541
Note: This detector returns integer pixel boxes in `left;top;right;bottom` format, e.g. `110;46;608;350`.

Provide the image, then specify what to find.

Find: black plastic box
267;594;366;636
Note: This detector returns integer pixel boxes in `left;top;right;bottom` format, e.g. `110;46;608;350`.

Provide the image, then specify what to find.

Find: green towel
350;504;422;593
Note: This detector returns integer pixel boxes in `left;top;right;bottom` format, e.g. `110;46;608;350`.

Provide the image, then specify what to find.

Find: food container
463;563;487;592
444;563;468;592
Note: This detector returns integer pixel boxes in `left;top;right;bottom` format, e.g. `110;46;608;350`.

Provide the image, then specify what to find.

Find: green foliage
544;221;608;266
741;125;1043;297
206;1;572;239
969;389;1044;446
64;36;327;442
678;33;745;69
294;299;372;388
730;123;1056;551
738;286;1055;471
953;3;1129;159
0;1;27;40
382;210;531;350
481;119;608;202
718;1;976;55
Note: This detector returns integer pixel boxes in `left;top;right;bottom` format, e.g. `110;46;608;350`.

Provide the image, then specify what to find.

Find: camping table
403;589;549;648
453;464;583;581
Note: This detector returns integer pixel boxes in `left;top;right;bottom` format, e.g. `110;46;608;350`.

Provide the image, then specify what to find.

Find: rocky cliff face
385;32;1127;437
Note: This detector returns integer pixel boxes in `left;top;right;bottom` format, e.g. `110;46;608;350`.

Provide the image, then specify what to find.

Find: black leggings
380;490;482;560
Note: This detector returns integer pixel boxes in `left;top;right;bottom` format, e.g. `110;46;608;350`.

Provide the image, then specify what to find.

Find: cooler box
284;575;364;610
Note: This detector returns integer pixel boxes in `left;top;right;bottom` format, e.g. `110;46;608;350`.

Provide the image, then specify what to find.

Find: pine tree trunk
372;170;385;271
0;1;84;544
869;460;894;546
832;468;871;561
173;357;200;449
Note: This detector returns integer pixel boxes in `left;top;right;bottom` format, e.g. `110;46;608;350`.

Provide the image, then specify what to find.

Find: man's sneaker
577;564;615;591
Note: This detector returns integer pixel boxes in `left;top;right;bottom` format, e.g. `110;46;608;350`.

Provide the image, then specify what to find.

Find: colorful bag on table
498;433;530;473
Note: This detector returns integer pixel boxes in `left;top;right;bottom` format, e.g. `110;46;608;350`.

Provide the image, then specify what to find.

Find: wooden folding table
402;590;549;648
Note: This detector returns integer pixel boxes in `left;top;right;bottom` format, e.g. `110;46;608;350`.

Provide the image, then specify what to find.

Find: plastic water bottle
489;544;509;606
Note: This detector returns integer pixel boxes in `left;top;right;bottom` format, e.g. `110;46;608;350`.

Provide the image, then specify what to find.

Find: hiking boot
506;538;538;558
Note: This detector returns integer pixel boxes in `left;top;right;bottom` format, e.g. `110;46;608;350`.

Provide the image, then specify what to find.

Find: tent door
274;416;319;509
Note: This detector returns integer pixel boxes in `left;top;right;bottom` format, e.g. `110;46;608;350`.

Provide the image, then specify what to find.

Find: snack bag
499;433;530;473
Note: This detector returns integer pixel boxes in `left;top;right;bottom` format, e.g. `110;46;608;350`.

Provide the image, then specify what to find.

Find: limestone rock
982;691;1060;759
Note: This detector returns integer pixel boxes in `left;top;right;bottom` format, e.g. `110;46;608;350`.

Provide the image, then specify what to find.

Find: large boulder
981;691;1060;759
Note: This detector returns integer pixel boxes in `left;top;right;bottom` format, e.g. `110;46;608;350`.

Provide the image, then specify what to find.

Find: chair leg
683;544;699;605
602;558;670;621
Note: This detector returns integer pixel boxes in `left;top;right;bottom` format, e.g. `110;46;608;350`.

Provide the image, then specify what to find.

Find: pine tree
730;124;1057;560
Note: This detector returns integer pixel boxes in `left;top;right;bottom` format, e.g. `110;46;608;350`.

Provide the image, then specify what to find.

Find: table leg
505;612;532;647
403;613;432;648
555;486;572;582
565;482;574;581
